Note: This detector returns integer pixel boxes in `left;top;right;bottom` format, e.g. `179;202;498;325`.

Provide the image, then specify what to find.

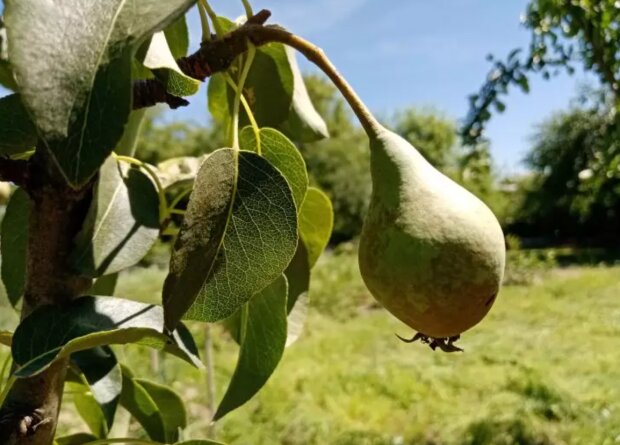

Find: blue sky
0;1;593;173
175;0;595;174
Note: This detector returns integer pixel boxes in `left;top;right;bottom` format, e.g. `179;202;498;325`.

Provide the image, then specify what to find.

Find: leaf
208;43;294;129
70;157;160;278
214;275;288;420
4;0;196;186
239;127;309;210
163;149;297;329
0;94;38;156
284;240;310;347
115;110;147;157
135;378;187;442
54;433;98;445
142;31;201;97
164;16;190;59
72;346;122;433
66;377;108;438
299;187;334;267
120;366;166;442
278;46;329;143
1;188;28;307
11;296;202;378
0;22;17;91
175;441;226;445
88;274;119;296
0;331;12;347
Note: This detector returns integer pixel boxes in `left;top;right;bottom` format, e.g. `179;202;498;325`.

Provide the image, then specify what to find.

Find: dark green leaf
142;31;200;97
299;187;333;267
214;275;288;420
208;44;294;129
278;47;329;143
4;0;196;186
12;296;202;378
120;366;166;442
72;346;122;433
54;433;97;445
1;188;28;307
70;157;160;278
239;127;309;210
88;274;119;296
135;378;187;442
163;149;297;328
0;94;37;156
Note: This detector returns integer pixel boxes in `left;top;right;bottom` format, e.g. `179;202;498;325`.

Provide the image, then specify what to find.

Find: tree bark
0;152;92;445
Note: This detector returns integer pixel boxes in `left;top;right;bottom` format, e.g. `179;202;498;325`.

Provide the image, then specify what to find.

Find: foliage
463;0;620;144
510;104;620;241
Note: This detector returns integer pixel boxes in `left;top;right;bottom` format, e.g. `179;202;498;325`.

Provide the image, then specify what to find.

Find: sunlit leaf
70;157;160;278
163;149;297;329
4;0;195;186
239;127;309;210
54;433;97;445
142;31;201;97
12;296;202;378
279;46;329;143
299;187;333;267
136;378;187;442
214;275;288;420
120;366;166;442
88;274;119;296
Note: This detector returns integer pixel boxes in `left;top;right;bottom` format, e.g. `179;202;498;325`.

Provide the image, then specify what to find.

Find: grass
1;247;620;444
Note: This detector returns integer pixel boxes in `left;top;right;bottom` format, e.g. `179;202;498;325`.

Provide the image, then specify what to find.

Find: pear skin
359;127;506;338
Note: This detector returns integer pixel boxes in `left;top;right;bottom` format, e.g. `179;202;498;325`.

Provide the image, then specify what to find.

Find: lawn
1;247;620;445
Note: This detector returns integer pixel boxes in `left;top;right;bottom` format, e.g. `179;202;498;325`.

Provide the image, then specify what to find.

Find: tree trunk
0;153;92;445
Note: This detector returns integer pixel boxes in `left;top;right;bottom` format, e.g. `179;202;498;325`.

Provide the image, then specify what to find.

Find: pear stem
246;26;382;137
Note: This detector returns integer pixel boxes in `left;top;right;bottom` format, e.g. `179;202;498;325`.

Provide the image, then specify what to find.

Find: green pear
358;126;505;340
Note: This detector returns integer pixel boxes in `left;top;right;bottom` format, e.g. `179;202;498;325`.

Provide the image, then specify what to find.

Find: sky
0;1;595;174
174;0;595;174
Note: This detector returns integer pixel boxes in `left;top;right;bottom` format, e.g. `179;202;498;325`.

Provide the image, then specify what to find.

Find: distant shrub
504;236;557;285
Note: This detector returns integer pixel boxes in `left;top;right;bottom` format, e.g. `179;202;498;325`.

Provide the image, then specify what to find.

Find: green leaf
214;275;288;420
72;347;122;434
299;187;334;267
278;47;329;143
12;296;202;378
163;149;297;328
66;377;108;438
135;378;187;442
142;31;201;97
70;157;160;278
115;110;147;157
54;433;98;445
164;16;190;59
0;331;12;347
88;274;119;296
208;43;294;129
176;441;226;445
0;22;17;91
0;94;37;156
4;0;196;186
239;127;309;211
284;240;310;347
120;366;166;442
1;188;28;307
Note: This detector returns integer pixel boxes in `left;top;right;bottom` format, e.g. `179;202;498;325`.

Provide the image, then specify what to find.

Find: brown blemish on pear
359;127;505;340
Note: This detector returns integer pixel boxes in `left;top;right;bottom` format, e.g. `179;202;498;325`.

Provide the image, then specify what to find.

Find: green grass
2;248;620;444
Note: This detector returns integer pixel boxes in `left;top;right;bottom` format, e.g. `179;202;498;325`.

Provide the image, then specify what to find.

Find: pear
358;126;506;340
